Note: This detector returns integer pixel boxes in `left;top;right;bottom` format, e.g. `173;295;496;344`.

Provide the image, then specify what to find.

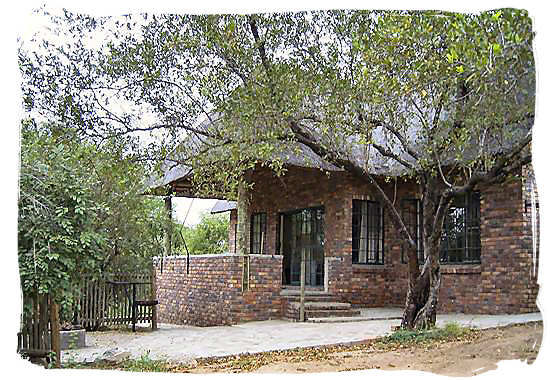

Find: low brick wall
154;254;283;326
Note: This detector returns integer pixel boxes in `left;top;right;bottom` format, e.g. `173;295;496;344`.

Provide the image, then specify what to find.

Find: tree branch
371;143;414;170
248;16;271;77
378;122;420;161
447;131;532;196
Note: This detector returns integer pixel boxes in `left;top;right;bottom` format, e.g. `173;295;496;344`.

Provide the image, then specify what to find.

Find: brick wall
154;254;283;326
229;210;238;254
245;166;539;314
433;177;539;314
522;165;540;311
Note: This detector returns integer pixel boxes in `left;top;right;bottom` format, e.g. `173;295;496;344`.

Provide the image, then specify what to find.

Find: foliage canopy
19;9;534;194
18;120;167;309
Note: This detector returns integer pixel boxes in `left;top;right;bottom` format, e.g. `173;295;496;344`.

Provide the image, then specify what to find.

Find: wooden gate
17;292;61;367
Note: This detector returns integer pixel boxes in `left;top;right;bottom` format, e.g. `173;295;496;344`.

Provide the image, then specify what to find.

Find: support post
236;181;250;257
300;249;306;322
164;196;172;257
236;178;251;292
49;298;61;368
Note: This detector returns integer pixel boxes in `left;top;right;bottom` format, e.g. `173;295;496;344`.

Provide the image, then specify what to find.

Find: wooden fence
74;273;155;330
17;292;60;367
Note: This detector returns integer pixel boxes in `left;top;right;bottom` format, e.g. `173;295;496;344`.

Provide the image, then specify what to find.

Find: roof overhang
210;200;237;214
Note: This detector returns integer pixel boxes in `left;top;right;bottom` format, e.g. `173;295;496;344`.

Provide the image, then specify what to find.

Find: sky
17;8;223;227
4;1;550;379
173;197;219;225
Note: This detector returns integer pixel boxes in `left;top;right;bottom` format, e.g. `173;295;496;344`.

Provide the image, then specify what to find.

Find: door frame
277;205;325;286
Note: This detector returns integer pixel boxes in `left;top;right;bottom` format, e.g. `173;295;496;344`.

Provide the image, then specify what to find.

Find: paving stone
62;309;542;364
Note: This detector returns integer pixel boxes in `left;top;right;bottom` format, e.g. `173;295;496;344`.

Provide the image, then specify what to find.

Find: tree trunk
400;246;426;329
236;178;251;292
50;299;61;368
401;180;449;329
412;258;441;329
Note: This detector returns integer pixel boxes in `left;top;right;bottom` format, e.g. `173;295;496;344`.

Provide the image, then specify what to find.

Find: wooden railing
74;273;155;330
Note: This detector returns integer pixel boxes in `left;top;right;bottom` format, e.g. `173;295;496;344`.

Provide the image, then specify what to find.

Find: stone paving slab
62;309;542;365
289;302;354;310
308;307;403;323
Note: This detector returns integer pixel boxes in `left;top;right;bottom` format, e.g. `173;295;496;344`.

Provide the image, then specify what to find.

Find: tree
18;120;167;318
173;212;229;255
19;9;535;328
18;121;107;313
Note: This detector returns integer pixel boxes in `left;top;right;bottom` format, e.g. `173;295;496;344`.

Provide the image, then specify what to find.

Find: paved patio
62;308;542;364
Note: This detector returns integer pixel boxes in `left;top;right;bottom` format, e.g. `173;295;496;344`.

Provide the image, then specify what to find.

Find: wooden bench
132;300;159;332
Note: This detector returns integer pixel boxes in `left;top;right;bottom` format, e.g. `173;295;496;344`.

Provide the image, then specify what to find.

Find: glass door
281;207;324;286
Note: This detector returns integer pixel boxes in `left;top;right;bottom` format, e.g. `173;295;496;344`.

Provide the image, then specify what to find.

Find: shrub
382;321;470;344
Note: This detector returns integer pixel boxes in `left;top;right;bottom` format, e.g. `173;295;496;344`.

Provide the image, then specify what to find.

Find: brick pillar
236;181;250;256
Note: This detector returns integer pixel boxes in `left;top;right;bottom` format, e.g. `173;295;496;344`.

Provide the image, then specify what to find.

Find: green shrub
382;321;470;344
120;352;171;372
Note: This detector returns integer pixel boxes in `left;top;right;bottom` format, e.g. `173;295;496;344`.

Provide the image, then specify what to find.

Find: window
401;198;424;264
250;213;267;254
440;192;481;264
352;200;384;264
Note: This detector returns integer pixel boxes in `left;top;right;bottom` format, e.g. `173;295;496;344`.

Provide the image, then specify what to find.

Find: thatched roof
146;102;533;200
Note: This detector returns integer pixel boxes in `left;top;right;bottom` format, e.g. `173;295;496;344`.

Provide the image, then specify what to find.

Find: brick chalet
150;126;540;327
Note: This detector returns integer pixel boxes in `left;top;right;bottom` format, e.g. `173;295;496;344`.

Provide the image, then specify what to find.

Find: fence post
151;269;158;330
50;298;61;368
131;284;137;332
32;293;39;349
299;249;306;322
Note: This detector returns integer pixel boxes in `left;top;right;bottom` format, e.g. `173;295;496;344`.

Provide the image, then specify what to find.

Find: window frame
250;212;267;255
440;192;481;264
401;198;424;264
352;199;385;265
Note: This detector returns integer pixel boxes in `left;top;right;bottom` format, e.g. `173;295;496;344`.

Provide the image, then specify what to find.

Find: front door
281;207;325;286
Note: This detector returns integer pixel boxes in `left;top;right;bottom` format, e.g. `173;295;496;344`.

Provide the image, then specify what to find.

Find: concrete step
285;308;361;320
283;295;340;303
288;302;353;311
280;290;361;321
307;315;402;323
280;289;331;296
306;309;361;318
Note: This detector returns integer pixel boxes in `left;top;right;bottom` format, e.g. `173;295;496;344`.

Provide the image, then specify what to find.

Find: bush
382;321;470;344
120;352;171;372
174;212;229;255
